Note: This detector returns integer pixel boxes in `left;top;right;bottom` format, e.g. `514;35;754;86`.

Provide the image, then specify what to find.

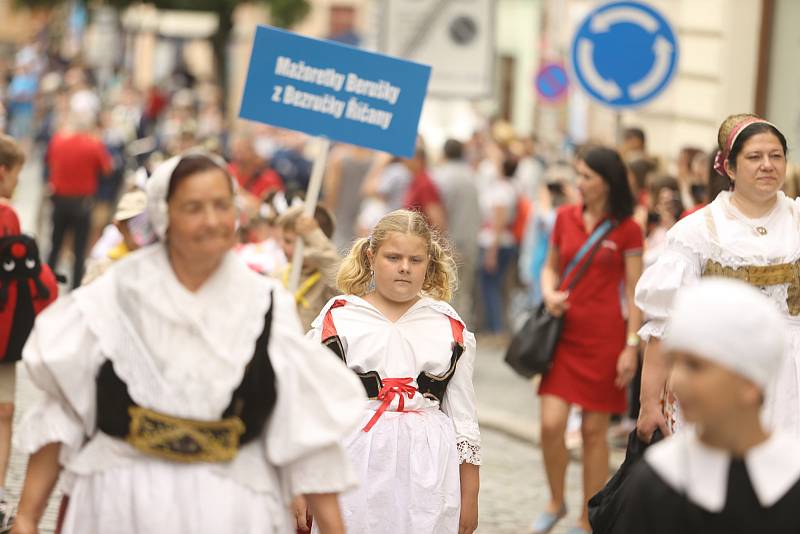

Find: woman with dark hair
531;146;643;534
636;114;800;443
10;153;365;534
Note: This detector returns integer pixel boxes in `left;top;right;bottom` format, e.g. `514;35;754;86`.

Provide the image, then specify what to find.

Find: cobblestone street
477;428;585;534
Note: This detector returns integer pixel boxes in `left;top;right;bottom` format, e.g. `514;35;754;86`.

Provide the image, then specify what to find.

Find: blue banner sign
239;26;431;157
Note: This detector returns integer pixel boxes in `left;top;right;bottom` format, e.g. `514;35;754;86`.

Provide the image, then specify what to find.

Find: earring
368;269;376;292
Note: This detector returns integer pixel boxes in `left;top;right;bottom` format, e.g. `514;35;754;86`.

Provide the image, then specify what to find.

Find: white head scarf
145;152;237;241
663;278;786;390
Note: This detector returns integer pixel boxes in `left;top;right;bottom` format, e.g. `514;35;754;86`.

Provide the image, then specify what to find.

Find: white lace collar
646;428;800;512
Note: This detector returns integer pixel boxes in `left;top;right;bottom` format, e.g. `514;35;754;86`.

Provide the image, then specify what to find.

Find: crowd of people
3;36;800;534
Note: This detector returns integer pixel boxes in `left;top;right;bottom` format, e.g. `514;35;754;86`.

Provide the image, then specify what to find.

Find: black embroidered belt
127;406;245;463
95;294;277;463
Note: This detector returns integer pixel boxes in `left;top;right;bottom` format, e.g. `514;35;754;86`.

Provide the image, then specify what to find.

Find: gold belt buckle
127;406;245;463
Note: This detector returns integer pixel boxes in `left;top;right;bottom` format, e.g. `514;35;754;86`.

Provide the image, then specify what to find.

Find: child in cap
274;204;340;331
620;278;800;533
81;188;152;285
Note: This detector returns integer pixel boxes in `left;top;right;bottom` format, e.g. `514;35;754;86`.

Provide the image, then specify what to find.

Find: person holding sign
10;153;364;534
305;209;481;534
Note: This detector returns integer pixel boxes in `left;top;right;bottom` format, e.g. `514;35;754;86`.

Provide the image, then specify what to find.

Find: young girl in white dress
304;209;481;534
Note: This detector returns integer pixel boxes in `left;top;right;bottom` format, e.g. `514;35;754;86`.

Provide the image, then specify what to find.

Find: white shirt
308;295;481;464
636;191;800;341
477;177;517;248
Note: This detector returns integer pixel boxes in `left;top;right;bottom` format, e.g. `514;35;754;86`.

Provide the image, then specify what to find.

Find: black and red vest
319;299;466;402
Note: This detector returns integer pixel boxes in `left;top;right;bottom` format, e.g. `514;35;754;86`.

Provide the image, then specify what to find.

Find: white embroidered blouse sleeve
265;287;365;496
635;236;703;341
16;296;105;460
441;330;481;465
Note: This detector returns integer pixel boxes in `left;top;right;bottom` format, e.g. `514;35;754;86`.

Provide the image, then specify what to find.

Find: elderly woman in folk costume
11;153;365;534
636;114;800;441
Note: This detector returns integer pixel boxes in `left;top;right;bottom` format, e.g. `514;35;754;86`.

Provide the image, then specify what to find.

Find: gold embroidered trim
702;259;800;316
127;406;245;463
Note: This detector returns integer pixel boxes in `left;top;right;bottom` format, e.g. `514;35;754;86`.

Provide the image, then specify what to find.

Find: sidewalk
473;338;627;464
474;339;540;444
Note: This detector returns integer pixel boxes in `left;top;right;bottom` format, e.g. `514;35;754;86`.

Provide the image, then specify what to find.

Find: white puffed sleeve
441;330;481;465
265;287;366;496
635;236;703;341
16;295;105;463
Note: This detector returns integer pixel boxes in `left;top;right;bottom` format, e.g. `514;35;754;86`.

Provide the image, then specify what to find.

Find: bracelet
626;332;640;347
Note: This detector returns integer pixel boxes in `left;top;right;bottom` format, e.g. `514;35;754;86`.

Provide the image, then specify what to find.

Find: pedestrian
533;146;643;534
11;153;365;534
477;154;520;337
619;278;800;534
635;114;799;441
227;133;283;213
518;163;574;307
274;204;340;332
432;139;481;324
619;127;647;162
303;209;481;534
402;144;447;232
45;111;113;289
323;144;372;250
0;133;58;531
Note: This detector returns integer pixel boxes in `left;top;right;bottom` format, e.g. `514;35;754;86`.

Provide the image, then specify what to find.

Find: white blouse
17;244;366;500
636;191;800;340
308;295;482;464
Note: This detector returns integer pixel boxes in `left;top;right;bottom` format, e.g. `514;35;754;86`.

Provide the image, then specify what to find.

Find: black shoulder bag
504;219;615;378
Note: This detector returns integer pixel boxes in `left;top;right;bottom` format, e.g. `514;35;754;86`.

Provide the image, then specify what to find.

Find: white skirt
324;407;461;534
61;461;288;534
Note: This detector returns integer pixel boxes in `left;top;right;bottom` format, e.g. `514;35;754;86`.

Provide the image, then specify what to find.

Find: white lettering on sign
345;73;401;105
275;56;345;91
273;57;400;130
283;85;345;119
345;97;394;130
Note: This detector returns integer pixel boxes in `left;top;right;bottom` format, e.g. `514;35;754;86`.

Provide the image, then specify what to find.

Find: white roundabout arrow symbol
628;35;673;100
590;6;659;33
577;38;622;101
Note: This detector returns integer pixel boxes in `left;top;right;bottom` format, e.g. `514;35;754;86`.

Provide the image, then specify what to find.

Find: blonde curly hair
337;210;457;301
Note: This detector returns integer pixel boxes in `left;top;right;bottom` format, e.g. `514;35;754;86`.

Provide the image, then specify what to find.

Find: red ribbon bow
362;377;417;432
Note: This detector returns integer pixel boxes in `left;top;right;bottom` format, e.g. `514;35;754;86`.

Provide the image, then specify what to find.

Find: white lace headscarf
145;151;238;241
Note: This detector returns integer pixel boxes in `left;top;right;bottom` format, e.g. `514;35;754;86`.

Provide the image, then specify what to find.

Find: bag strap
560;219;616;291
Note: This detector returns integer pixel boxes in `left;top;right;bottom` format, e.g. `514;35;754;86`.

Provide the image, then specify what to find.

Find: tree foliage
16;0;311;29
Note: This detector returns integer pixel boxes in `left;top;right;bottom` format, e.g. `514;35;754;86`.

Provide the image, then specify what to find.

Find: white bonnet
145;151;236;240
663;278;785;390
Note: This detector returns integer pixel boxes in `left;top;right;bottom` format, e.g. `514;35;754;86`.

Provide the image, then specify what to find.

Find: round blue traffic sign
570;1;678;108
535;63;569;103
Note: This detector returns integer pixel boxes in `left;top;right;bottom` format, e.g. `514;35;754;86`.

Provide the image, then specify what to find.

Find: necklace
727;194;778;237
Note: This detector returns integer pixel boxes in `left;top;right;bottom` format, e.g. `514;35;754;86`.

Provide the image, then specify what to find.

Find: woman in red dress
532;146;643;534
